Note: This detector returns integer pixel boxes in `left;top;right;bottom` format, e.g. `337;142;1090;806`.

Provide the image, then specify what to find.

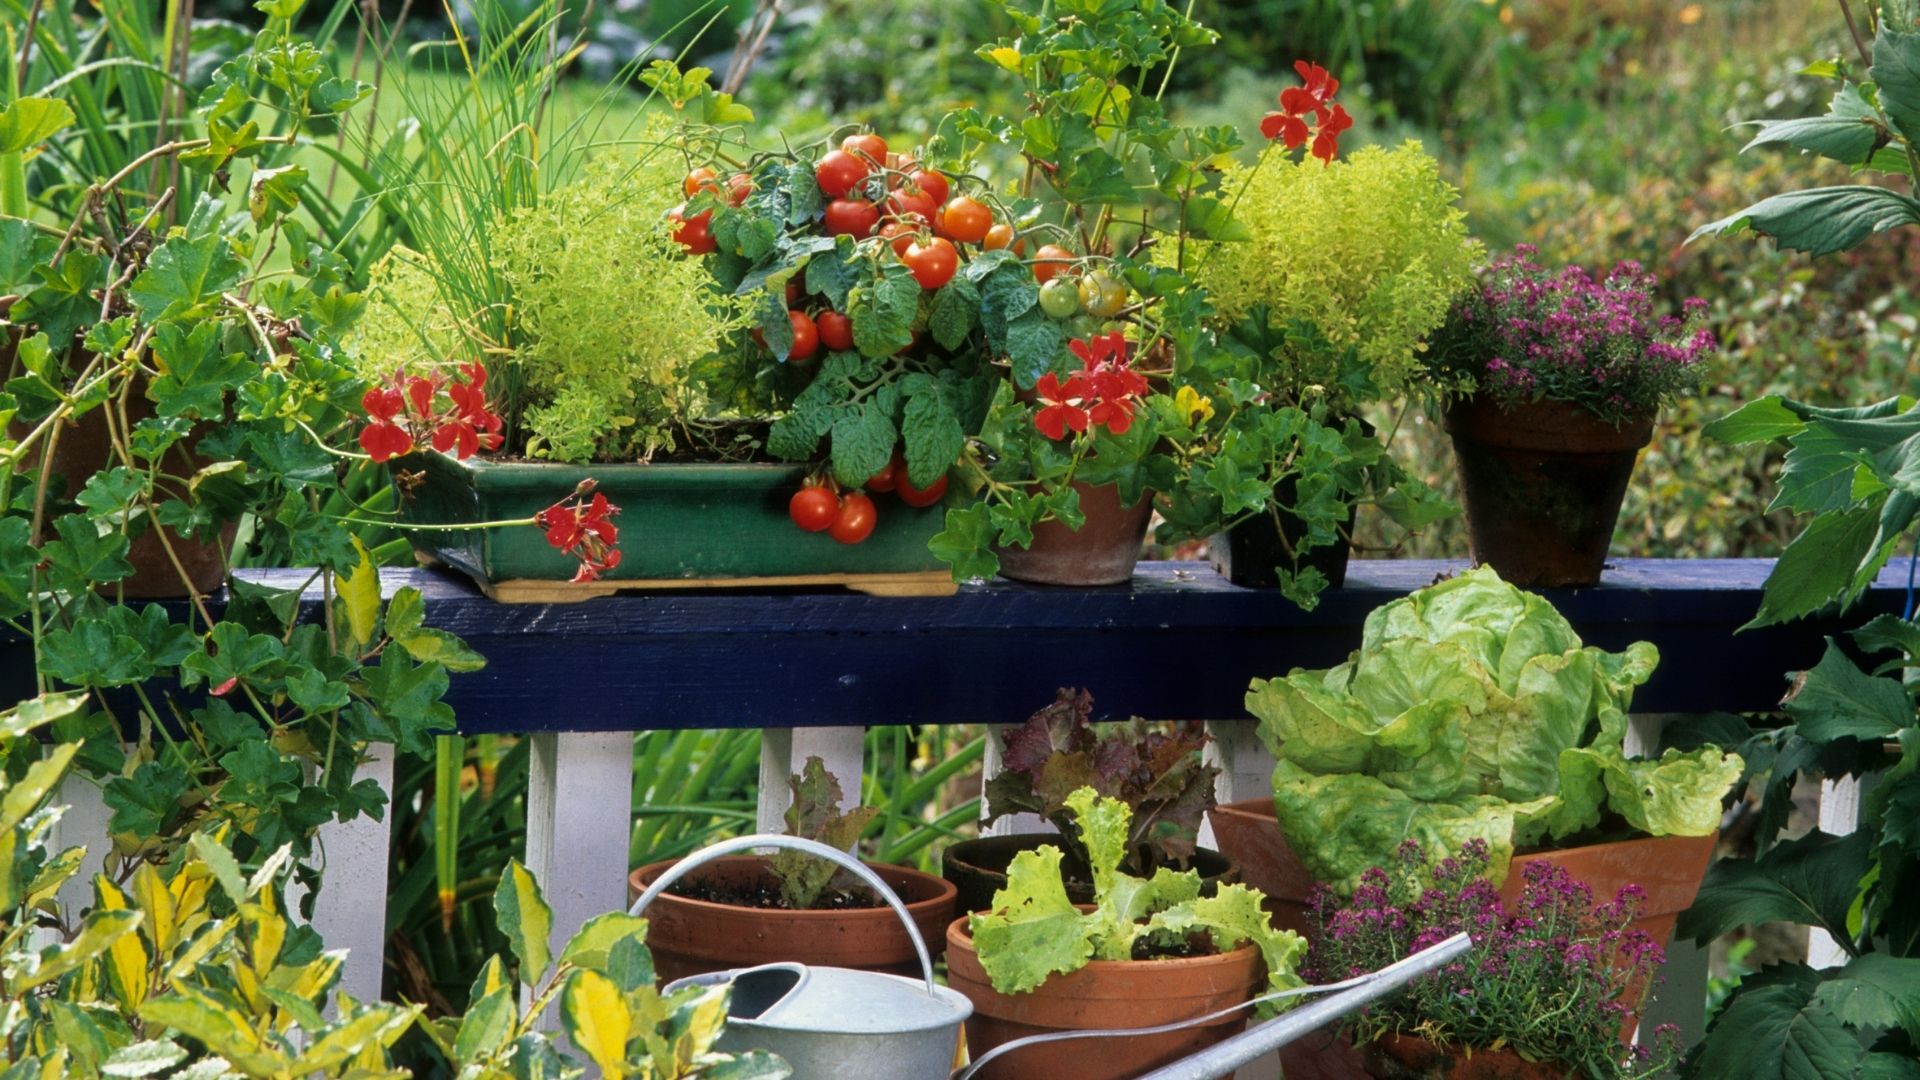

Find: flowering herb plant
1430;246;1717;425
1305;839;1680;1079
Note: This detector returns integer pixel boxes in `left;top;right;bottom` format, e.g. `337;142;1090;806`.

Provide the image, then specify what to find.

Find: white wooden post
1205;718;1281;1080
980;724;1051;836
308;747;394;1006
525;731;634;1011
51;774;114;923
1807;775;1863;969
757;726;867;833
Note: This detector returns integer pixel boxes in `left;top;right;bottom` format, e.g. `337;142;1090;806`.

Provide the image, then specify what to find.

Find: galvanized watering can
631;834;972;1079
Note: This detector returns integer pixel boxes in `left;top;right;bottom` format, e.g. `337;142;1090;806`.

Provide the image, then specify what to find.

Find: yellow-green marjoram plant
1185;140;1481;405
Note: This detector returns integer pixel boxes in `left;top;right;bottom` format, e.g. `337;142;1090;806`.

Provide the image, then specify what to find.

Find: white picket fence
47;707;1802;1078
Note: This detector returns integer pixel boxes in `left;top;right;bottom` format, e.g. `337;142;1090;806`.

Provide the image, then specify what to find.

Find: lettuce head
1246;567;1742;895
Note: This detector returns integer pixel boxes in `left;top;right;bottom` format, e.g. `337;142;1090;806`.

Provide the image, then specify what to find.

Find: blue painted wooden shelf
207;557;1911;734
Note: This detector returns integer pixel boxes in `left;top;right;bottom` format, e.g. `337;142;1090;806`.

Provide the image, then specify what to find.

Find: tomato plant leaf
902;384;964;488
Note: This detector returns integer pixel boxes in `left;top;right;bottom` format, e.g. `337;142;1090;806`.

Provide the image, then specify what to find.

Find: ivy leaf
1784;640;1915;743
39;618;152;687
929;503;1000;582
181;622;286;695
355;650;454;756
902;385;965;488
128;229;246;321
0;96;75;153
39;514;133;591
104;762;191;838
179;116;264;173
148;319;250;419
309;77;372;115
75;467;148;518
929;277;980;351
14;252;104;346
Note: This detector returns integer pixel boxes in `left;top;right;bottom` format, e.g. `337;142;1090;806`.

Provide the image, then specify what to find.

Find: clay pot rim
629;855;957;918
944;914;1261;973
1210;797;1711;861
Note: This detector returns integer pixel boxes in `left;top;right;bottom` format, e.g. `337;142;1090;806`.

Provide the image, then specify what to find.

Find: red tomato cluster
786;453;951;544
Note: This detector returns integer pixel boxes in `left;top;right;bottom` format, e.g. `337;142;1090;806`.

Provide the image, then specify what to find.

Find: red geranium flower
1032;332;1149;440
1033;371;1091;441
536;480;622;582
356;364;505;463
1261;59;1350;165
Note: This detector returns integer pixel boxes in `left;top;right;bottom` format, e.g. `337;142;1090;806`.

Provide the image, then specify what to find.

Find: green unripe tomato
1078;270;1128;319
1038;277;1081;320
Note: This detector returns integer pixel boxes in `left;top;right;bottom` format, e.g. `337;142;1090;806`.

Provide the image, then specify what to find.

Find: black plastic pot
942;833;1239;915
1209;501;1353;590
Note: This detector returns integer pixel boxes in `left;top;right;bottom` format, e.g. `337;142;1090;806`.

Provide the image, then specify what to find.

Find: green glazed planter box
395;453;954;598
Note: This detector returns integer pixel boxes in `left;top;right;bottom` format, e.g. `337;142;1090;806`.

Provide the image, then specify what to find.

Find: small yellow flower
1175;385;1215;426
1678;4;1703;25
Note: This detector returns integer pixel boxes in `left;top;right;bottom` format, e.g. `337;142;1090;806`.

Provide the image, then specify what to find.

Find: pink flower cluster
1438;245;1716;424
1304;839;1682;1077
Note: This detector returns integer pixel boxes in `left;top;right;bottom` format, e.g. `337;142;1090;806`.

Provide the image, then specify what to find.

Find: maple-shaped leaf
770;756;879;909
148;319;252;418
128;218;246;320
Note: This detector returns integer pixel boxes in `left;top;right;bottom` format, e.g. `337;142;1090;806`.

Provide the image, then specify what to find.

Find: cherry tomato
1032;243;1075;283
816;310;855;352
886;186;938;226
829;492;878;544
901;237;959;290
815;150;871;199
683;167;720;198
785;279;803;306
880;220;918;257
726;171;755;206
910;169;950;205
668;204;716;255
894;464;949;507
1038;277;1080;319
941;196;993;244
787;309;820;363
868;451;904;493
789;486;839;533
1079;270;1129;318
983;222;1022;253
841;132;889;164
824;198;880;238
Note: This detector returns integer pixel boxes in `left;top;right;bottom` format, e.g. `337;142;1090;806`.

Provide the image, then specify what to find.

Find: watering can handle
628;833;939;997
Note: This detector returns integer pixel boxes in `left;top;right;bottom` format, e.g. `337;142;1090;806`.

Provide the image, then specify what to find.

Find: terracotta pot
1206;799;1715;952
942;832;1240;915
1366;1034;1568;1079
945;915;1262;1080
1205;798;1716;1070
8;372;232;599
994;480;1152;586
627;856;957;983
1443;396;1653;588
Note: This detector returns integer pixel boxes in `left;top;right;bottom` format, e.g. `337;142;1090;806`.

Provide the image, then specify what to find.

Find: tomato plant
896;468;950;507
911;168;951;205
1031;243;1074;283
1039;278;1080;319
815;150;871;199
841;132;889;164
816;310;855;352
824;198;881;237
669;205;716;254
787;310;820;362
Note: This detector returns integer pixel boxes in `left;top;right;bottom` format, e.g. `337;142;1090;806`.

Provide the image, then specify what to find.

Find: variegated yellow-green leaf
93;878;152;1009
188;832;247;908
1;743;77;833
269;953;343;1004
165;916;235;984
131;863;178;956
494;859;553;988
10;907;141;993
291;1003;421;1072
99;1038;188;1077
670;983;734;1062
338;538;382;651
451;985;515;1065
0;692;86;741
559;912;649;975
26;845;84;909
140;988;283;1074
563;969;633;1078
48;1000;110;1069
243;900;287;976
466;954;510;1005
246;843;294;897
